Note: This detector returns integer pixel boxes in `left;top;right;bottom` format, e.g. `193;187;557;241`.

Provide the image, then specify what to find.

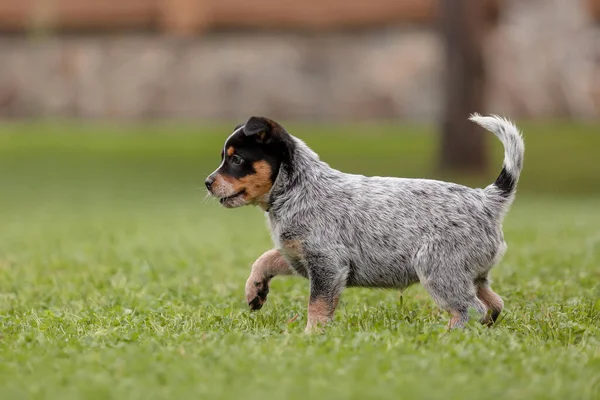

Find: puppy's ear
243;116;281;144
244;116;296;166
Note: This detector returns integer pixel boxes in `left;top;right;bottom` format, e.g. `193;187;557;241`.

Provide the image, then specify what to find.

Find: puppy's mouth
218;190;246;207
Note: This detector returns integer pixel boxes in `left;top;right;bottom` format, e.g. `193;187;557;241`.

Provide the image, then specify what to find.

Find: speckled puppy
205;114;524;332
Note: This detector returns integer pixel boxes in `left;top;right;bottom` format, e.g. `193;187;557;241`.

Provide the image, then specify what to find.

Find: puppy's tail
469;114;525;203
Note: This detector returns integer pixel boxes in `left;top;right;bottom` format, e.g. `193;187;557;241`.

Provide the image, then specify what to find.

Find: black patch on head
242;116;294;147
494;166;516;197
219;117;295;185
243;117;268;138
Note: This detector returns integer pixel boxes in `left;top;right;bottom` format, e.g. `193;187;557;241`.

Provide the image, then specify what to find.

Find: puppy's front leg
245;249;294;310
305;257;346;333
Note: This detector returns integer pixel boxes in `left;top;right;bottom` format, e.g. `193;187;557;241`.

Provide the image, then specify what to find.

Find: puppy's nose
205;176;215;190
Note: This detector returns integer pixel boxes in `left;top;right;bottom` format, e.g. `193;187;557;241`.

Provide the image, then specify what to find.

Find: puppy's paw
304;321;326;335
245;277;270;311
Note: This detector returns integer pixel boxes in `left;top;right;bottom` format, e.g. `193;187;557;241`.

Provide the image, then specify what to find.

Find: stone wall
0;0;598;120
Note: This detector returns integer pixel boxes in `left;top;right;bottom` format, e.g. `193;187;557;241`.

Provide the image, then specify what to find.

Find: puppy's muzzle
205;174;216;192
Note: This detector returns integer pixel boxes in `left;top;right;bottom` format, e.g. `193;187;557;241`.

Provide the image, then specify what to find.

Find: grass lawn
0;121;599;399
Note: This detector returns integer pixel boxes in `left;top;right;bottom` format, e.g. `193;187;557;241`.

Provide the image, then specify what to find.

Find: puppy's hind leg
245;249;295;310
421;277;487;329
475;276;504;326
416;253;487;329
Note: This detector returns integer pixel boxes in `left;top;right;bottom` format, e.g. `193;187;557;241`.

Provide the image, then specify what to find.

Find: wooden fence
0;0;504;35
2;0;597;36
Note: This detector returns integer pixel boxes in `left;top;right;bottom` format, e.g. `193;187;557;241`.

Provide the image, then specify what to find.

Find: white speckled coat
263;115;524;328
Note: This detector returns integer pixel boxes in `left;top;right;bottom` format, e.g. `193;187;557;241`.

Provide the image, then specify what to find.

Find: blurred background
0;0;599;170
0;0;599;258
0;0;598;121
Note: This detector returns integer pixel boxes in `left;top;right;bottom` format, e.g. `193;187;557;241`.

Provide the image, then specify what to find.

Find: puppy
205;115;524;332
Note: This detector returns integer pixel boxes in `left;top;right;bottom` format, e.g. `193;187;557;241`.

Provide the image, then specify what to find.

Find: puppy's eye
231;154;244;165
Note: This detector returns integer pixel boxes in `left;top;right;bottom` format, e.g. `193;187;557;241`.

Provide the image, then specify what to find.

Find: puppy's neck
266;137;328;214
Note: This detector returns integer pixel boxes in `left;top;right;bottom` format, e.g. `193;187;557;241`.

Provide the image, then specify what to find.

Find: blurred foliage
0;120;599;202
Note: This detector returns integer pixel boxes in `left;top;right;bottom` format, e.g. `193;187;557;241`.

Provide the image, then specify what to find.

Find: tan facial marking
227;146;235;157
244;160;273;198
211;161;273;208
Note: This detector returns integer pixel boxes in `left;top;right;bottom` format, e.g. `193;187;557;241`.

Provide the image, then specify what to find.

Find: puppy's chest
269;218;309;278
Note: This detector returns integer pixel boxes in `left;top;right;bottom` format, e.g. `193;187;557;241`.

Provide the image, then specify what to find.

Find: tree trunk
439;0;487;172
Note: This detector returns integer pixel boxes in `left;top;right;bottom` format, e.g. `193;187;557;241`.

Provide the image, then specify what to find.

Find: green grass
0;121;599;399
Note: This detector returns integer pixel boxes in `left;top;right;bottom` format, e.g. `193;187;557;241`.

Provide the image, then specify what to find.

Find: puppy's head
205;116;293;209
